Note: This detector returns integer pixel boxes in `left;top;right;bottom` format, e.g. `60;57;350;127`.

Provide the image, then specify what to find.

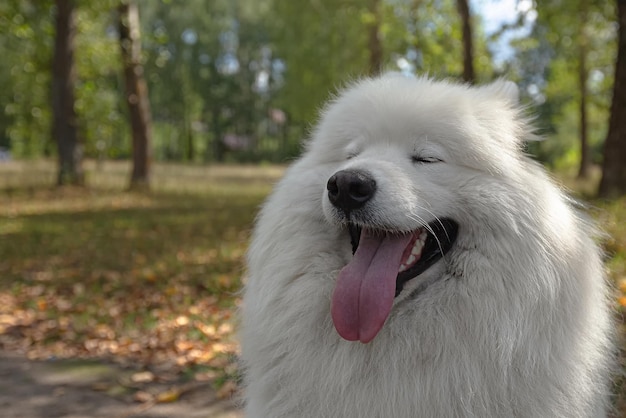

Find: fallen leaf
175;315;190;326
131;371;155;383
156;388;181;403
134;390;154;403
91;382;112;392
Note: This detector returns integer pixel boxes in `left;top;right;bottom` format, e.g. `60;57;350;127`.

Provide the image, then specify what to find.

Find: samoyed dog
240;75;614;417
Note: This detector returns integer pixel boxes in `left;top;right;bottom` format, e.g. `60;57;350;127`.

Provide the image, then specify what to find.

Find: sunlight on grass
0;160;284;393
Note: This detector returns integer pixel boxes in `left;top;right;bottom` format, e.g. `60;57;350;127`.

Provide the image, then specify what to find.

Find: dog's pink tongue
331;230;412;343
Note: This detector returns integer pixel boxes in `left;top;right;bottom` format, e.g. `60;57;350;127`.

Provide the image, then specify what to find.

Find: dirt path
0;352;243;418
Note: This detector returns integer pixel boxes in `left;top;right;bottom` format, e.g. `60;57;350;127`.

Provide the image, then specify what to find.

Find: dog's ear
481;79;519;105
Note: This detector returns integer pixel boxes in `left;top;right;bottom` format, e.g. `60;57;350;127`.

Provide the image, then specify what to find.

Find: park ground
0;160;624;417
0;352;242;418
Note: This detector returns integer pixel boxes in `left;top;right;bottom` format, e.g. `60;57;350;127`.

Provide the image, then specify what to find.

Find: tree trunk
599;0;626;198
211;106;225;162
52;0;83;186
367;0;383;76
180;55;194;162
119;0;152;191
577;0;590;179
186;122;194;162
456;0;475;84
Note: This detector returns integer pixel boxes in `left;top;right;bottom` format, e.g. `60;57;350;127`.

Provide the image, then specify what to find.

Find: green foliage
0;0;55;157
0;0;619;167
508;0;616;168
269;0;370;125
74;4;128;159
0;0;127;159
140;0;282;161
269;0;494;127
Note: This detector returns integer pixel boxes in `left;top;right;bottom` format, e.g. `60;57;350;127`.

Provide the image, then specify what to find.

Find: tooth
411;242;423;255
399;264;407;272
406;254;416;266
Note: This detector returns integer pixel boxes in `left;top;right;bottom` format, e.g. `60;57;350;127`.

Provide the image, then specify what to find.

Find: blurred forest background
0;0;624;181
1;0;626;415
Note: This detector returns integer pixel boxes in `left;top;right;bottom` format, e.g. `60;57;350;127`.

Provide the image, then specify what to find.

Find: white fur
240;75;614;417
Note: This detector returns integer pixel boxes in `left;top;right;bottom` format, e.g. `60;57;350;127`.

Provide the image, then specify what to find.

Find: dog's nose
327;170;376;211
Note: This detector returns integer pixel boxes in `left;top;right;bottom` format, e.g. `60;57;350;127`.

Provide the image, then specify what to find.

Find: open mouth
348;218;458;297
332;218;458;343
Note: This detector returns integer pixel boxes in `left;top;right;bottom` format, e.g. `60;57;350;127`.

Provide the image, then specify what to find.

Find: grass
0;160;282;394
0;159;624;409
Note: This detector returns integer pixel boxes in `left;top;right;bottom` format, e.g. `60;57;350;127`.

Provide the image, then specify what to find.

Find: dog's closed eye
411;156;443;164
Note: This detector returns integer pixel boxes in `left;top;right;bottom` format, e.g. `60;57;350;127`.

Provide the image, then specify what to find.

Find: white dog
240;75;614;417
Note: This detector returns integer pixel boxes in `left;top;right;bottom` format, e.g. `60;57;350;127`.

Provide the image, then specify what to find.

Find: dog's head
304;75;530;343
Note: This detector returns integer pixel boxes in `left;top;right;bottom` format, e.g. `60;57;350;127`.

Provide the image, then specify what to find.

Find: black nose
327;170;376;211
